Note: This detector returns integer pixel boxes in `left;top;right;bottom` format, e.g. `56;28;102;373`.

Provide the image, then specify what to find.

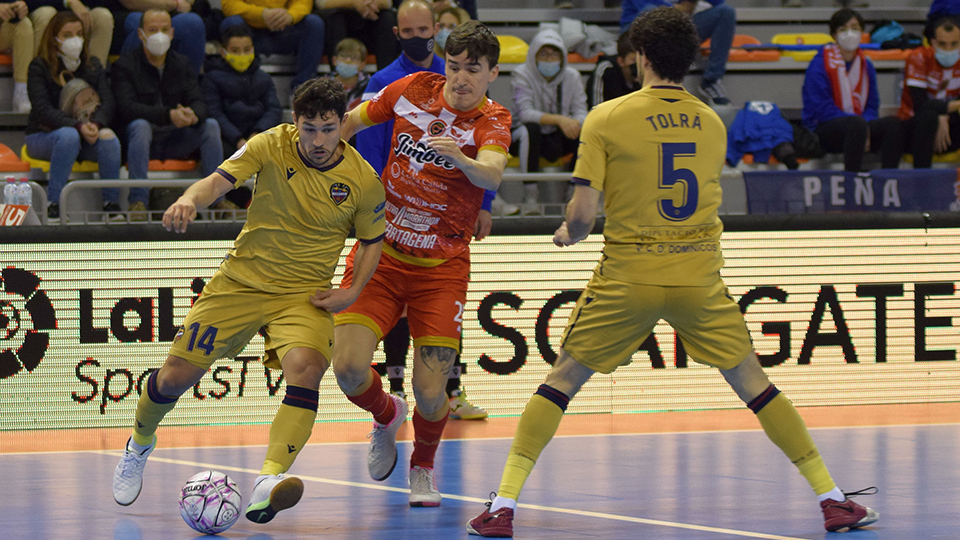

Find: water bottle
3;177;15;205
16;178;31;207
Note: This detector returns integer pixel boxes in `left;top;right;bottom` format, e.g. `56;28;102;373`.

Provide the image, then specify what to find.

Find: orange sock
410;407;449;469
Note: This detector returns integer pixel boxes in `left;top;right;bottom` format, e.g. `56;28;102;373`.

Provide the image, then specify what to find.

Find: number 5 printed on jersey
658;142;699;222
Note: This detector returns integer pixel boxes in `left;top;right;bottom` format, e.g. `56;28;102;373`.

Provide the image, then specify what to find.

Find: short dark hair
616;31;635;59
221;24;253;45
629;7;699;83
292;77;347;121
926;15;960;40
445;20;499;68
828;9;864;36
139;9;169;29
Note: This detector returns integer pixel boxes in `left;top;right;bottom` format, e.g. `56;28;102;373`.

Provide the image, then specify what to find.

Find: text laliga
476;282;957;374
72;356;285;414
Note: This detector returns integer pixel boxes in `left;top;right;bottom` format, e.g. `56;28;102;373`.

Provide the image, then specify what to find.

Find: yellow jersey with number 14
572;84;725;287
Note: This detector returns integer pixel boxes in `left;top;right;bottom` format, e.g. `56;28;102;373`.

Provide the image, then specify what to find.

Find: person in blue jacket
620;0;734;106
355;0;491;421
801;9;903;172
203;24;283;160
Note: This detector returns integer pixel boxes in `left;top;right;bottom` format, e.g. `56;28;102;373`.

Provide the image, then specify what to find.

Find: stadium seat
771;33;833;62
704;35;780;62
741;154;809;166
567;52;600;64
148;159;197;171
0;143;30;172
902;150;960;164
497;35;529;64
21;145;98;173
0;54;11;66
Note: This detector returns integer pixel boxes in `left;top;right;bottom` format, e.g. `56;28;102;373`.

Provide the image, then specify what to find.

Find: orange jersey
359;72;511;262
898;47;960;120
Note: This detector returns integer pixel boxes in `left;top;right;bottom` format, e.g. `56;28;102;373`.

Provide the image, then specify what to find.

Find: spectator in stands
900;16;960;168
25;11;119;219
115;0;206;75
802;9;903;172
203;24;282;160
327;37;369;111
315;0;399;71
112;9;221;219
512;27;587;211
433;5;467;57
430;0;473;20
586;31;639;109
620;0;735;106
1;1;34;112
356;0;442;175
221;0;324;90
28;0;114;67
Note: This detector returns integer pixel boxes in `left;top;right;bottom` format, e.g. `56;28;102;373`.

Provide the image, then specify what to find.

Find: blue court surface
2;423;958;540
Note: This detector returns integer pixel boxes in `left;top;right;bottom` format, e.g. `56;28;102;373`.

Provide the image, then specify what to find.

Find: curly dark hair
629;7;699;84
444;20;500;68
292;77;347;121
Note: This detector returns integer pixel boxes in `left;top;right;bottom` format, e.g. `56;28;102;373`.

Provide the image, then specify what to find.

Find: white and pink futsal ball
179;470;242;534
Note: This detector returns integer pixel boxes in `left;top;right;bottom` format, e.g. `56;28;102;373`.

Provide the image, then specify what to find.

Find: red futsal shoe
467;498;514;537
821;487;879;532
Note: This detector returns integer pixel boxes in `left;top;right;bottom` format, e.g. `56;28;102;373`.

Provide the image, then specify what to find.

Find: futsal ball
179;470;243;534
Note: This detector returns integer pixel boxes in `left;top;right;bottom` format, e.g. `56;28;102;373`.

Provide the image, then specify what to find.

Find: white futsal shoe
409;465;442;507
245;474;304;524
367;393;408;481
113;436;156;506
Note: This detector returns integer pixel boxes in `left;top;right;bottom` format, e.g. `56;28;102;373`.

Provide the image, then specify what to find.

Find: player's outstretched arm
554;184;601;247
310;239;383;313
162;172;237;233
341;104;378;141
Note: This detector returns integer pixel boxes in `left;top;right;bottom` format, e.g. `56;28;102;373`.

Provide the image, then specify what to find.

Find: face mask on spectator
538;60;561;79
399;35;434;62
224;52;255;72
436;28;452;51
836;29;861;52
58;36;83;60
335;62;359;78
935;47;960;68
57;36;84;71
144;31;171;57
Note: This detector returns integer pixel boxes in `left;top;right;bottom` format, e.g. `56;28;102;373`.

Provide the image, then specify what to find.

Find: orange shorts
334;246;469;351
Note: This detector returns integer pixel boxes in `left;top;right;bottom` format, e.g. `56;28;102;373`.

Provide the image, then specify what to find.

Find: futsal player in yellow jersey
112;78;386;526
468;8;879;537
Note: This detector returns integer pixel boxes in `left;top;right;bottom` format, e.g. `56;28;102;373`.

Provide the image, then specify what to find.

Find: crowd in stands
6;0;960;221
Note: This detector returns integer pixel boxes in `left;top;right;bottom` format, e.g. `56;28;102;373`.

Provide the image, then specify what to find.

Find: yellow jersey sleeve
572;108;608;191
216;131;270;186
354;172;386;243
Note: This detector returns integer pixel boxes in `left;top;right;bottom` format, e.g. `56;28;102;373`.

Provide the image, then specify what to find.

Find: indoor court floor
2;404;958;540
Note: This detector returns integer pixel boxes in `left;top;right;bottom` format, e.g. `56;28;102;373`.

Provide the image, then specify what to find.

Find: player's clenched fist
163;197;197;233
310;288;359;314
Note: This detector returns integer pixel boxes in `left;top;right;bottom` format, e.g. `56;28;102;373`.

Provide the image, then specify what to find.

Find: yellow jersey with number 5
572;84;725;286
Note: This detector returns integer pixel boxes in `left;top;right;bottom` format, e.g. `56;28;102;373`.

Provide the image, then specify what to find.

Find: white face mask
58;36;84;60
144;31;171;57
836;29;861;52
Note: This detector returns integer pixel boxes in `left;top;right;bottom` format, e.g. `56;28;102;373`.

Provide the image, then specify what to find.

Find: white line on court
93;450;809;540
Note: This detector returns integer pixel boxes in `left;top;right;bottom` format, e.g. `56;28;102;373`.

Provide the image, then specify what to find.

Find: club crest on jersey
428;119;446;136
330;183;350;205
172;326;185;343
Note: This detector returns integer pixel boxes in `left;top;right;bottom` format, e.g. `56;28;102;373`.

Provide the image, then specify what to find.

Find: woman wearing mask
433;6;467;57
801;8;903;172
25;10;120;219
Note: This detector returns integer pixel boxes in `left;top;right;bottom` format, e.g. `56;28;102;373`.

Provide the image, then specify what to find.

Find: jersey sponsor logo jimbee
330;183;350;205
394;133;456;170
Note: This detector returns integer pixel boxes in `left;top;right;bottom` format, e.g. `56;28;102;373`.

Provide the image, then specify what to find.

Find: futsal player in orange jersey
334;19;511;507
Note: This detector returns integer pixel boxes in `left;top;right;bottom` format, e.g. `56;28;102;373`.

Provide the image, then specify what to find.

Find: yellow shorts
560;273;753;374
169;272;334;370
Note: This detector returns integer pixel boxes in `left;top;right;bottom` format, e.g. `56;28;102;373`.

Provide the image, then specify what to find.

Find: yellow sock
132;371;179;446
498;392;566;500
262;385;318;475
755;392;836;495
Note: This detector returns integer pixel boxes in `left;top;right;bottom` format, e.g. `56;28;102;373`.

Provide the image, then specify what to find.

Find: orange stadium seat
0;144;30;172
148;159;197;171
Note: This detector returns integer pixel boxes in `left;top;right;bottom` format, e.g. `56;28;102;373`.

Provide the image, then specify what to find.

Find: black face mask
400;35;435;62
628;62;639;82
